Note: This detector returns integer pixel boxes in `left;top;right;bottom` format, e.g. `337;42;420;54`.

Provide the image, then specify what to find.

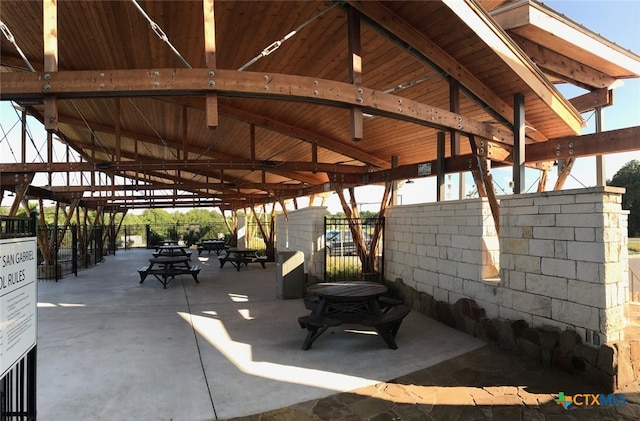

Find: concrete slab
36;249;485;420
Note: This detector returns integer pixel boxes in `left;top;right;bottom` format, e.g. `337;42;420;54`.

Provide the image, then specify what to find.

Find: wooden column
513;93;525;194
43;0;58;131
348;6;363;141
436;132;446;201
203;0;218;127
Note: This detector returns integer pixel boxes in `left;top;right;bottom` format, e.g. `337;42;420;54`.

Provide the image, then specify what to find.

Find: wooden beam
509;35;617;89
570;88;613;113
43;0;58;131
0;69;515;144
203;0;218;128
220;104;388;168
441;0;582;134
494;1;640;78
554;158;575;190
348;6;363;141
526;126;640;162
345;0;548;142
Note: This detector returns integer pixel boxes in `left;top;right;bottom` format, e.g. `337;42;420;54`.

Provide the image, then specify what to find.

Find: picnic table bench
197;240;229;256
137;256;201;289
218;249;267;271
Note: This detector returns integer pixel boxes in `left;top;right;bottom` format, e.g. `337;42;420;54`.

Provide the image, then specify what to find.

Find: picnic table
197;240;229;256
218;248;267;271
298;282;410;350
137;256;201;289
152;245;193;259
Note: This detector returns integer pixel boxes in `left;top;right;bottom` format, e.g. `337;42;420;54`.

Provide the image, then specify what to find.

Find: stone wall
381;186;635;391
387;278;639;392
275;207;327;279
499;186;628;344
385;198;500;313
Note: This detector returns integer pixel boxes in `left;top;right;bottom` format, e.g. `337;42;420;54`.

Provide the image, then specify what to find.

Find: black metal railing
324;217;384;282
36;224;105;281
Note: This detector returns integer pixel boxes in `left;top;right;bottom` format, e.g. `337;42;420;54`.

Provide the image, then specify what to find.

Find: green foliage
182;229;202;247
147;230;164;247
608;160;640;236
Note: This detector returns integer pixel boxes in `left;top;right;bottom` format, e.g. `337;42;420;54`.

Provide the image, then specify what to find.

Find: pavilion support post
595;106;606;186
348;6;363;141
554;158;575;190
182;106;188;164
250;124;256;161
43;0;58;131
391;156;398;205
203;0;218;128
513;93;525;194
436;132;446;201
114;98;121;162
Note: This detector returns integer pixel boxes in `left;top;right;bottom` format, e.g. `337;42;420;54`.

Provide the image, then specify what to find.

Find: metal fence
36;224;106;281
1;215;37;421
137;222;231;249
631;266;640;302
324;217;384;282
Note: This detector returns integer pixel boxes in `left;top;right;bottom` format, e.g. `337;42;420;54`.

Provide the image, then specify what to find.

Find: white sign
418;162;432;176
0;237;37;379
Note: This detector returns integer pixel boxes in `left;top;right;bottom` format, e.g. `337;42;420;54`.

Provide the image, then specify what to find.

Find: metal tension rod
0;20;36;72
238;3;339;71
130;0;192;68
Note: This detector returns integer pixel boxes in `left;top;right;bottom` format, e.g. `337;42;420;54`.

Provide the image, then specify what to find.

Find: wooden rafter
0;69;515;144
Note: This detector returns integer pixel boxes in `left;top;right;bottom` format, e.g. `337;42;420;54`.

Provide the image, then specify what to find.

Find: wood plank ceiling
0;0;638;211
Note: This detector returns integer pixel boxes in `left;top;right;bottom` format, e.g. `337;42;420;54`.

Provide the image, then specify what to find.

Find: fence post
72;224;78;276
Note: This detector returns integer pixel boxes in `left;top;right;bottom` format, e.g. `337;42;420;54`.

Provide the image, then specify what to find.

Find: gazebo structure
1;0;640;392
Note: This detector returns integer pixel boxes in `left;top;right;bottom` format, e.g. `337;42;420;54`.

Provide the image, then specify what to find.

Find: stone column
276;207;327;280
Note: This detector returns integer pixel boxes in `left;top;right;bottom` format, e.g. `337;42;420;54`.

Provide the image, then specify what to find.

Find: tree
608;160;640;237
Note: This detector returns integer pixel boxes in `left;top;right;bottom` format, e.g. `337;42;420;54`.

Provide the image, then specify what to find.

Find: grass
630;238;640;255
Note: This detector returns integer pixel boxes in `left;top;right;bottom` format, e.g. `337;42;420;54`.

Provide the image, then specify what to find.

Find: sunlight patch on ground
178;312;378;391
228;293;248;302
37;302;86;308
237;309;254;320
352;384;556;406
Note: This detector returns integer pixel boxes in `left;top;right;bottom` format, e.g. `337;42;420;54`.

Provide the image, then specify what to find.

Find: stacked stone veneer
275;207;327;279
382;186;635;391
385;198;500;309
500;186;628;344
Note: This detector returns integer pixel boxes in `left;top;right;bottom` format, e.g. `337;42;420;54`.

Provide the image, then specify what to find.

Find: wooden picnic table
197;240;229;256
299;282;410;350
218;248;267;271
137;256;201;289
152;245;193;259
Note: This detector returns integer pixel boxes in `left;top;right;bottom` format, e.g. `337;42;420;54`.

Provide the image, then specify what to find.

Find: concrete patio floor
36;249;639;420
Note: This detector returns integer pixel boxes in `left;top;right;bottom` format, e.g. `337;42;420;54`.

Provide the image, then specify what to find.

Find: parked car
326;230;371;256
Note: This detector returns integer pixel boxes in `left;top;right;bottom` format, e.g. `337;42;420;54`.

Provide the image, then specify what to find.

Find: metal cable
238;3;339;71
130;0;192;68
0;120;19;162
70;100;114;159
0;21;36;72
10;105;46;163
127;98;178;159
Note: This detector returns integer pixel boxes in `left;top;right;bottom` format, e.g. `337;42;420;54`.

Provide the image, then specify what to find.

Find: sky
1;0;639;214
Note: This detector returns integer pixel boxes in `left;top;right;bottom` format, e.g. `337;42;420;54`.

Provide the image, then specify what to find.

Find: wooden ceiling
1;0;639;211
